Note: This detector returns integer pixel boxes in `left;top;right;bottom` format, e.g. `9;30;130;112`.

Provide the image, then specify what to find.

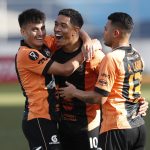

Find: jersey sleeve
17;47;54;75
94;53;116;96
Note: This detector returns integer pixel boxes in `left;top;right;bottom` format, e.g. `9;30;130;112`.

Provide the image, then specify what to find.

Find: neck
24;40;42;50
112;34;131;50
112;39;130;50
63;38;82;53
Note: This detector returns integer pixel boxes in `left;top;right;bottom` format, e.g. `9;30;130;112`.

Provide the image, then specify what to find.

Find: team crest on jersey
29;51;39;60
44;48;51;57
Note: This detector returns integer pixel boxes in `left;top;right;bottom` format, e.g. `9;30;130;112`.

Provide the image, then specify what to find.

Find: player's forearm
73;89;101;104
47;52;84;76
63;52;85;76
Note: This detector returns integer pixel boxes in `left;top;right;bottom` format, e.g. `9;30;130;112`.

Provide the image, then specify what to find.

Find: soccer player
15;8;100;150
58;12;148;150
51;9;105;150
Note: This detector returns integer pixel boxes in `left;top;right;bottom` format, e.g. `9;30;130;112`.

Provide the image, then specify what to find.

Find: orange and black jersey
95;45;144;133
52;45;105;130
15;36;58;121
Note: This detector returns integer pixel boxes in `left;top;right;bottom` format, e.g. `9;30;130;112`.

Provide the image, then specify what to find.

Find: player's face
54;15;77;47
21;22;46;49
103;20;114;47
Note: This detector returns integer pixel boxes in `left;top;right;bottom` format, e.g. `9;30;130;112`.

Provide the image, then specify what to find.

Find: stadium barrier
0;56;17;83
0;56;150;84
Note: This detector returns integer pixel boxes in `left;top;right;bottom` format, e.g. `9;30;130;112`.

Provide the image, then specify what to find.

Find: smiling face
54;15;79;48
21;22;46;49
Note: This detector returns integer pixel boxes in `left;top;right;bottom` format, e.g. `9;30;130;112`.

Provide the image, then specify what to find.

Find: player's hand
58;81;76;99
82;39;102;61
138;97;149;116
81;38;93;61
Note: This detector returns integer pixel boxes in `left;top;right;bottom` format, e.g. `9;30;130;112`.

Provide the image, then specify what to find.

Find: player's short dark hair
18;8;46;28
108;12;134;33
58;8;84;28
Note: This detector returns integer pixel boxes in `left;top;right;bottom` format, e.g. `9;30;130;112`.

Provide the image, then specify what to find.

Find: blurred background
0;0;149;149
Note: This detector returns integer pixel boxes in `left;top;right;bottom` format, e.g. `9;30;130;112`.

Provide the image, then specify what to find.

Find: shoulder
44;35;57;52
18;46;39;55
17;46;40;61
87;49;105;69
44;35;55;43
106;49;125;60
94;49;105;61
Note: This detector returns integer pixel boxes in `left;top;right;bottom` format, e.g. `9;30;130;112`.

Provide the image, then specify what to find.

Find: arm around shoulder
47;51;84;76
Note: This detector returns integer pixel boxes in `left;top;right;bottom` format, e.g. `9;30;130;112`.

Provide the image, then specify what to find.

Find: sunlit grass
0;93;24;106
0;83;24;106
141;84;150;100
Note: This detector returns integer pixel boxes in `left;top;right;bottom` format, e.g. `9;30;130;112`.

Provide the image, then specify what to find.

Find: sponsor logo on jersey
101;73;110;79
98;79;108;86
29;51;39;60
44;48;51;57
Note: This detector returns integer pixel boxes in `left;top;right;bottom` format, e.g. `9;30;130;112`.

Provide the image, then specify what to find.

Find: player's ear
114;29;120;37
75;26;80;32
20;27;26;37
20;28;24;36
72;26;80;36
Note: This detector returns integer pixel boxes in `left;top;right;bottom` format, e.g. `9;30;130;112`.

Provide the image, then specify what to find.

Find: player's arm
80;30;103;60
46;30;100;76
58;81;149;116
47;51;85;76
58;81;107;104
79;29;92;51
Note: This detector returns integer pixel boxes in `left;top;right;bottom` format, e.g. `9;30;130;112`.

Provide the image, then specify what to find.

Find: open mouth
36;37;43;41
55;34;63;40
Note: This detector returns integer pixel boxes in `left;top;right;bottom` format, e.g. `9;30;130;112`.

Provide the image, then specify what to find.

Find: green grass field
0;83;149;150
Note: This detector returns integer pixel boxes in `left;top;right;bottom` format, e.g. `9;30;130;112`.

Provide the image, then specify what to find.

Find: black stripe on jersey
122;46;143;100
42;59;54;76
15;53;29;120
124;101;145;127
94;87;109;97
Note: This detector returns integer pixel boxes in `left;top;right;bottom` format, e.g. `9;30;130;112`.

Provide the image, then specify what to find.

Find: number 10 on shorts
89;137;98;149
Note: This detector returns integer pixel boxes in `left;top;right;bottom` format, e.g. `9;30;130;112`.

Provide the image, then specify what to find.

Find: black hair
58;8;84;28
108;12;134;33
18;8;46;28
